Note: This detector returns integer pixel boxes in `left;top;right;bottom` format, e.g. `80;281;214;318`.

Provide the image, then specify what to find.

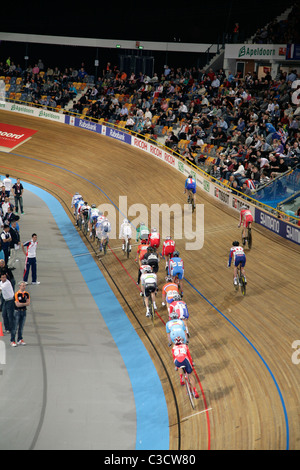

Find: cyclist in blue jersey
184;174;196;204
166;311;188;346
168;251;184;297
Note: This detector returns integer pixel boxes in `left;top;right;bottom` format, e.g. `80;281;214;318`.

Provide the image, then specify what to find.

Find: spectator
22;233;40;285
12;178;24;214
11;281;30;347
0;272;15;339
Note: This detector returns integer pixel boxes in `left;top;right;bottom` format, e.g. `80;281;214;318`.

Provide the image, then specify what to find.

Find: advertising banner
0;122;37;152
255;207;300;245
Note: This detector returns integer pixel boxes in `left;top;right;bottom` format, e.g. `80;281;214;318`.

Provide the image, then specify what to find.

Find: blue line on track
184;277;290;450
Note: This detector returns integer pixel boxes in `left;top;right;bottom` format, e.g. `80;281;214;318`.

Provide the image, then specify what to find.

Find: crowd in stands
1;45;300;200
252;1;300;44
69;63;299;194
0;58;93;110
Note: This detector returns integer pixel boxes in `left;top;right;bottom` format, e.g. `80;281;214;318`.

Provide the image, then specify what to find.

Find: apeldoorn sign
0;123;37;152
224;43;286;60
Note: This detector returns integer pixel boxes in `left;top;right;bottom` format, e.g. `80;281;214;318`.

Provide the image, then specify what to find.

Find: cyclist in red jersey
238;205;253;245
148;228;160;252
172;337;199;397
136;239;150;285
161;236;176;273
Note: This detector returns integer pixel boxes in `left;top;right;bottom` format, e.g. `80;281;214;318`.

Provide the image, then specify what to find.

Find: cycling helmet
241;205;247;210
173;251;180;257
152;228;157;232
188;174;193;178
141;259;148;265
144;266;152;273
165;276;173;282
91;204;97;208
166;236;171;240
147;246;154;253
123;218;128;224
232;241;239;246
172;293;181;302
98;211;103;216
174;336;183;345
170;311;178;320
141;239;147;244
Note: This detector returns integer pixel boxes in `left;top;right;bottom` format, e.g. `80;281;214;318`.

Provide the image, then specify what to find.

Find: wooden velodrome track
0;110;299;450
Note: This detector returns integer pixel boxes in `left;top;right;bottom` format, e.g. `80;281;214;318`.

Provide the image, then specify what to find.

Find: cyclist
79;201;90;230
88;204;99;237
228;240;247;286
136;239;150;285
140;265;158;317
95;212;105;241
148;227;160;253
172;337;199;397
71;192;82;216
120;218;132;253
162;276;180;311
98;217;111;252
168;251;184;297
238;205;253;246
74;196;84;226
166;312;188;346
169;293;190;337
161;236;176;273
143;246;159;273
184;174;196;205
136;222;150;243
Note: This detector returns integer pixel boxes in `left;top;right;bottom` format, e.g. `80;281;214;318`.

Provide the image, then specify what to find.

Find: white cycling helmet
123;218;129;224
143;266;152;273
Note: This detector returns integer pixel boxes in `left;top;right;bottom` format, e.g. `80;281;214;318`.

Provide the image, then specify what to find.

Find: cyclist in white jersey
120;218;132;252
140;265;158;317
88;204;99;237
99;217;111;251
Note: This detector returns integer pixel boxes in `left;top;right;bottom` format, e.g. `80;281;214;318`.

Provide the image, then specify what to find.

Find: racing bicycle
142;289;157;326
187;190;195;213
123;235;130;259
234;263;246;296
179;365;195;410
242;224;252;250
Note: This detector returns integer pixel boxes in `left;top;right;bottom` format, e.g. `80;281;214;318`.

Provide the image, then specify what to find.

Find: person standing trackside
11;281;30;346
22;233;40;285
0;272;15;338
12;178;24;214
1;222;12;266
2;174;12;197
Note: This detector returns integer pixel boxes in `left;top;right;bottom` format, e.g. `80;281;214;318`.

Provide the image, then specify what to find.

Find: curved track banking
0;111;299;450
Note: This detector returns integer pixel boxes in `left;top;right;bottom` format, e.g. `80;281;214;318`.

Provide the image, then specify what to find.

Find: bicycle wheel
83;219;88;236
240;274;246;296
247;227;252;250
126;239;130;259
148;296;155;326
191;195;195;213
184;371;195;410
103;239;108;255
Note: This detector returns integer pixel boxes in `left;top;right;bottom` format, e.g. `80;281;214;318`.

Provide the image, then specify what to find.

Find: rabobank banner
65;115;102;134
255;207;300;245
103;125;132;144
